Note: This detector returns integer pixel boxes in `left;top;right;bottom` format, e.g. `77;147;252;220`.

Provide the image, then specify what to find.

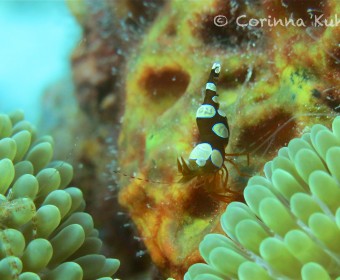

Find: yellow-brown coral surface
68;0;339;278
117;0;339;278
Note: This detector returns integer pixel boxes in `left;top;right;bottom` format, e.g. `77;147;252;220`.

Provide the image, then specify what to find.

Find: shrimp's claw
177;156;191;175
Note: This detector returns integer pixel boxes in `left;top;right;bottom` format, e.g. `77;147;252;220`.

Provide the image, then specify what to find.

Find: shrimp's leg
224;158;251;178
225;152;250;166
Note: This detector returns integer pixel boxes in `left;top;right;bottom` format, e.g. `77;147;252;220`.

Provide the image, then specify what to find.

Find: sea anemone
0;111;119;280
185;116;340;280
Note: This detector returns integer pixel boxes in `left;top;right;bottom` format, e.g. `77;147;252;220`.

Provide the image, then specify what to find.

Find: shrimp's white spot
206;82;216;92
212;96;219;103
196;159;206;167
211;149;223;168
212;62;221;74
196;104;216;118
218;109;226;117
212;123;229;138
189;143;212;161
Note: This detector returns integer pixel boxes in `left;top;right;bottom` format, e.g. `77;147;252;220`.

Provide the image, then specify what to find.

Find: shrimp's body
177;63;246;201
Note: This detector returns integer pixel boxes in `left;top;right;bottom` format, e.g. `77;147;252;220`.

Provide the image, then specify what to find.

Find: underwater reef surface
116;0;339;278
185;116;340;279
40;0;340;279
0;111;119;279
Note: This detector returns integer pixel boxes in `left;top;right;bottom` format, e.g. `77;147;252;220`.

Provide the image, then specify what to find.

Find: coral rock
117;0;339;278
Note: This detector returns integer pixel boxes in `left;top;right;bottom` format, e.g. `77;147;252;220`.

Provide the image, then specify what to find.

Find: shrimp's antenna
112;170;172;185
248;112;338;156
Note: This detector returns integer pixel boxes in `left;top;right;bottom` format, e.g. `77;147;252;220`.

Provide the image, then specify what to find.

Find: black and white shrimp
177;63;249;201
